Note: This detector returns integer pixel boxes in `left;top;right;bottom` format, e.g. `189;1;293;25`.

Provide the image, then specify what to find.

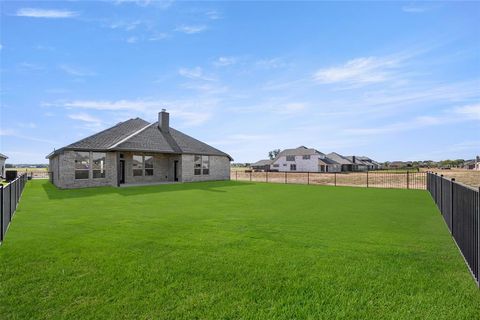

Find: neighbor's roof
0;153;8;159
318;157;339;165
251;159;273;166
275;146;325;159
326;152;353;165
47;118;232;160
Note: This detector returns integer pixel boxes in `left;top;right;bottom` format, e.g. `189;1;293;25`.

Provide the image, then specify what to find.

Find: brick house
47;110;232;189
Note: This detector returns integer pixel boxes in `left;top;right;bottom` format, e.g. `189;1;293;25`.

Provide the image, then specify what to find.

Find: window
92;152;106;179
202;156;210;175
290;164;297;171
194;155;209;175
133;155;143;176
286;155;295;161
74;151;90;179
194;155;202;175
302;155;310;160
273;164;279;168
144;155;154;176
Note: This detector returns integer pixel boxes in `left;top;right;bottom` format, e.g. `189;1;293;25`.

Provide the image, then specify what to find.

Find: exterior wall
325;164;341;172
272;154;323;172
0;158;5;178
121;152;177;184
181;154;230;182
52;151;117;189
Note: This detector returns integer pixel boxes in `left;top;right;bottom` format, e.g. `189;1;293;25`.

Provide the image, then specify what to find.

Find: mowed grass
1;180;479;319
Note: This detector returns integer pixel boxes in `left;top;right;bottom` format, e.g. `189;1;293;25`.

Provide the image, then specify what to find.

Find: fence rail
427;172;480;286
231;171;426;190
1;174;28;244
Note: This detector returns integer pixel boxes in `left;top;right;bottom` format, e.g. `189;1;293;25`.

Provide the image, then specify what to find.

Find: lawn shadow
41;180;254;200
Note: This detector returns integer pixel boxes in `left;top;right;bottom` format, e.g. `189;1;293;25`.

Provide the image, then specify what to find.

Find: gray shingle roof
318;157;339;165
47;118;232;160
0;153;8;159
66;118;150;150
276;146;325;158
251;159;273;166
326;152;353;165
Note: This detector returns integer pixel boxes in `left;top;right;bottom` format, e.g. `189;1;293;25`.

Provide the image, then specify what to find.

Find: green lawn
1;180;479;319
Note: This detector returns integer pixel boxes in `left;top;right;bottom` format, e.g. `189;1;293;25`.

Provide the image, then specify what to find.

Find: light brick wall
52;151;117;189
51;151;230;188
122;152;175;183
181;154;230;182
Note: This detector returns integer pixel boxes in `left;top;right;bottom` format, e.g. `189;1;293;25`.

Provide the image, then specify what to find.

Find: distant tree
268;149;281;160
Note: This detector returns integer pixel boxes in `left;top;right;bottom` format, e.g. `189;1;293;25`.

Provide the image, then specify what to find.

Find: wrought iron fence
427;172;480;286
231;171;426;190
1;174;28;244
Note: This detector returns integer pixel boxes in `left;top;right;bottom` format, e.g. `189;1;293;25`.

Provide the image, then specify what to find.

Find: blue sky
1;1;479;163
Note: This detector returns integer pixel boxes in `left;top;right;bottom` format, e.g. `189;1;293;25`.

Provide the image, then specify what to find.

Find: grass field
1;180;479;319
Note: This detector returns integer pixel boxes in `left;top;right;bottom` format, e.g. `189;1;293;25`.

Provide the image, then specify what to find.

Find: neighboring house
0;153;7;178
326;152;355;172
270;146;341;173
251;159;272;172
464;156;480;170
46;110;233;189
356;156;382;170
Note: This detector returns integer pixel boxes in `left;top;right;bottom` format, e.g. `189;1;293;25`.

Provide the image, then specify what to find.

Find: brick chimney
159;109;169;132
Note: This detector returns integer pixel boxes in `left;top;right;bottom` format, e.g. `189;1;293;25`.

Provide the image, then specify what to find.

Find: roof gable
66;118;150;150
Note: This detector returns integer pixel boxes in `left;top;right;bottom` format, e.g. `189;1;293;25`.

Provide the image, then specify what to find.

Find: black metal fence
0;174;28;244
427;172;480;286
231;171;426;190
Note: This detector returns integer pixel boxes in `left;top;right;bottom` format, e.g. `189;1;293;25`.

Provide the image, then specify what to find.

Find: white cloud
113;0;173;9
16;8;78;18
280;103;307;114
206;10;222;20
175;25;207;34
45;98;216;127
313;56;401;85
126;36;138;44
455;103;480;120
68;113;102;124
109;20;141;31
214;56;237;67
178;67;216;81
256;57;287;69
59;64;96;77
148;32;169;41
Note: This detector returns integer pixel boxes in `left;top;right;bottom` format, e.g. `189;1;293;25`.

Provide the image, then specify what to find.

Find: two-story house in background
270;146;341;173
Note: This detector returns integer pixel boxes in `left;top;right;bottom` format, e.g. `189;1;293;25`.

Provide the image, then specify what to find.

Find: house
270;146;341;172
46;110;233;189
250;159;272;172
0;153;7;179
326;152;355;172
463;156;480;170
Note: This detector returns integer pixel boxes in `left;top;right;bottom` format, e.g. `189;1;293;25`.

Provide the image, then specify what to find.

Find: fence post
285;172;287;184
0;185;3;242
366;171;369;188
478;187;480;286
236;171;238;180
407;171;410;189
266;171;268;183
250;171;252;182
307;172;310;185
440;175;444;212
450;178;455;234
334;172;337;186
